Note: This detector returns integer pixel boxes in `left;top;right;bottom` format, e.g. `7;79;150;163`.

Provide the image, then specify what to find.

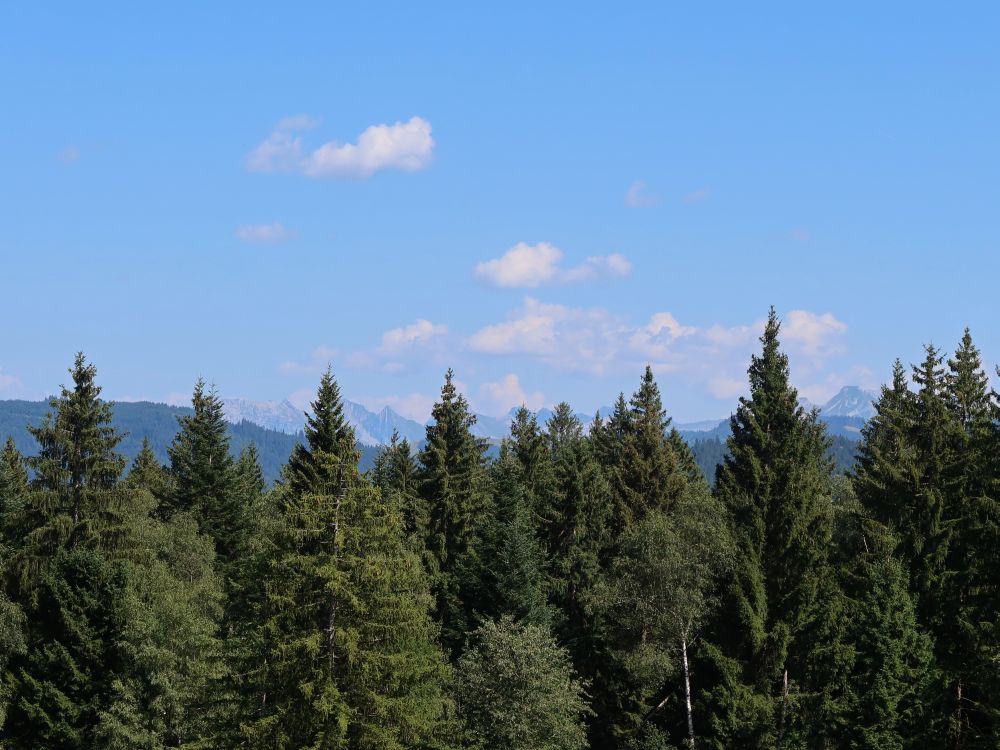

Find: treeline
0;309;997;748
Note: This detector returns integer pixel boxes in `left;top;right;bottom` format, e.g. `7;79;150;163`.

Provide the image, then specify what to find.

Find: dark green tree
247;483;449;749
474;449;550;626
285;366;360;496
17;353;128;572
417;369;490;655
165;379;244;562
705;309;846;747
372;430;426;540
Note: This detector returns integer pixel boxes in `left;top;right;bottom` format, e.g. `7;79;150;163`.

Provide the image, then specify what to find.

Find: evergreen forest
1;309;997;749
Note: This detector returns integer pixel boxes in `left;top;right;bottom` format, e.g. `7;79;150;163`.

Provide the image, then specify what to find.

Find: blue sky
2;3;998;422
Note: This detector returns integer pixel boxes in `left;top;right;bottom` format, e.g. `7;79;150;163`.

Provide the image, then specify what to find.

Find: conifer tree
0;437;28;547
248;483;449;748
847;553;934;749
165;379;243;562
541;403;609;654
475;449;550;626
124;437;171;500
3;547;129;749
705;309;844;746
508;405;554;515
17;353;128;569
417;369;490;654
285;366;360;495
372;431;426;540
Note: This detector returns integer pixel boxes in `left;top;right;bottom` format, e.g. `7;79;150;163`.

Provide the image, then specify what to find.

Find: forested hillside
1;312;997;748
0;399;379;484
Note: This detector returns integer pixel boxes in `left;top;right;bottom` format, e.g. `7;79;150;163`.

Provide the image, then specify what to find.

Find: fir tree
475;449;550;626
4;547;129;749
247;483;449;748
123;437;171;500
285;366;360;496
705;309;844;746
0;437;28;547
372;431;426;541
417;369;490;655
847;553;934;750
165;379;243;562
18;353;128;569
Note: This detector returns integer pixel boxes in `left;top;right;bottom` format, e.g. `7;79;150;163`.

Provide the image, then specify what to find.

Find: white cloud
0;368;22;393
474;243;631;288
625;180;657;208
247;115;434;179
279;345;339;375
476;374;545;416
377;319;448;355
629;312;698;359
59;146;81;165
683;188;710;204
467;297;626;374
236;222;295;244
467;302;855;403
782;310;848;358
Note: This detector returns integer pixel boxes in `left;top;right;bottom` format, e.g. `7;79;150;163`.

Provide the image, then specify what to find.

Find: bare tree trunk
682;632;695;748
952;679;963;750
777;668;789;747
328;495;342;673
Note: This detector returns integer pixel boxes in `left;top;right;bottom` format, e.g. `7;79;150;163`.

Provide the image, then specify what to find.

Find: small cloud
476;374;545;416
377;319;448;355
781;310;847;358
475;242;631;288
683;188;710;204
59;146;81;165
625;180;657;208
788;229;811;242
629;312;698;359
0;368;22;393
279;345;339;375
236;222;295;244
247;115;434;179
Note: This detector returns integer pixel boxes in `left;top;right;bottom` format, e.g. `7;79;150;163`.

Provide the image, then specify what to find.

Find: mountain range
221;385;879;447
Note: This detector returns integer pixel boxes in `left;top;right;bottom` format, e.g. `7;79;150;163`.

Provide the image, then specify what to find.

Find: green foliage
247;483;449;749
706;309;846;746
285;367;360;496
417;369;490;655
456;616;591;750
164;379;245;563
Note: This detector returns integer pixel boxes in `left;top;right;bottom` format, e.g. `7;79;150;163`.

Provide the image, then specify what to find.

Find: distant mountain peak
821;386;878;419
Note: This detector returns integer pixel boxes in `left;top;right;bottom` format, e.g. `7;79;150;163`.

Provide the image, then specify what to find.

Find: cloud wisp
474;242;631;288
236;222;295;244
247;115;434;179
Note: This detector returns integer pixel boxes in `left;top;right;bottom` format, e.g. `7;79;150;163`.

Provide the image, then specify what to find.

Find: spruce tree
165;379;243;562
417;369;490;655
372;431;426;541
17;353;128;571
0;437;28;547
705;309;844;746
247;483;449;748
847;553;934;750
285;366;360;495
475;449;550;626
124;437;171;500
